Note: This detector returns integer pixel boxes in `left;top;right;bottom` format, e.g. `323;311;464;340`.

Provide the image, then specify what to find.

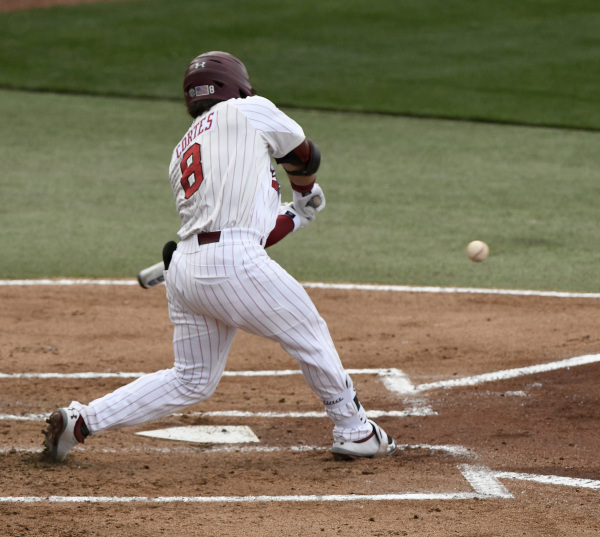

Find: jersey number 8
180;143;204;199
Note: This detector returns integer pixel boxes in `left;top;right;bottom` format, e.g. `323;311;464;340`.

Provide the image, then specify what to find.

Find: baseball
466;240;489;262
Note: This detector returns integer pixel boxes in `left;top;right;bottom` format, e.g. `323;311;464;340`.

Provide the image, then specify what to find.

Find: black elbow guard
275;139;321;176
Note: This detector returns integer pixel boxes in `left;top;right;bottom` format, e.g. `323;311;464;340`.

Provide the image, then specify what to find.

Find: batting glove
279;202;311;231
292;183;326;221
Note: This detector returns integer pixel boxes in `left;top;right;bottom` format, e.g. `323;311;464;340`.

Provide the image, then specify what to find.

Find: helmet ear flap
239;86;256;98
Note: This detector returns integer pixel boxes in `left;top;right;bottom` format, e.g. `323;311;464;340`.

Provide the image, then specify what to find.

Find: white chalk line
1;467;597;504
384;354;600;394
0;492;483;503
2;443;597;503
0;372;147;380
304;282;600;299
458;465;512;498
0;367;438;418
0;462;509;503
494;471;600;490
0;443;472;457
1;279;599;298
3;354;598;397
0;445;493;503
0;279;138;286
2;470;597;504
175;409;435;418
0;408;430;422
2;442;596;490
0;446;319;454
0;367;397;379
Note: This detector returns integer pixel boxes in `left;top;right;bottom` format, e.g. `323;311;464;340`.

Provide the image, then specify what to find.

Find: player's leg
44;299;237;461
182;238;395;457
72;316;236;433
256;272;396;458
243;255;395;457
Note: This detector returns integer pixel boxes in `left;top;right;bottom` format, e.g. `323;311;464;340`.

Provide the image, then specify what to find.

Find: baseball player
43;51;396;462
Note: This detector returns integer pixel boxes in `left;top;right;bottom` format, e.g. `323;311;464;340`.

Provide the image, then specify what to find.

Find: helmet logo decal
188;85;215;98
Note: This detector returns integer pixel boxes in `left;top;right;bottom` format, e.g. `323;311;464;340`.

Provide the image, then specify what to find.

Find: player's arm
267;139;326;248
265;201;315;247
275;138;320;194
276;137;325;215
264;211;296;248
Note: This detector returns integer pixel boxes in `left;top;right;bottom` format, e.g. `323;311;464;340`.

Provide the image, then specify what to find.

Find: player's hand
279;202;311;230
292;183;326;221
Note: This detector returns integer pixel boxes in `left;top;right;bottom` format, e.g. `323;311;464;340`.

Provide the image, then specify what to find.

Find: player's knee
175;369;220;400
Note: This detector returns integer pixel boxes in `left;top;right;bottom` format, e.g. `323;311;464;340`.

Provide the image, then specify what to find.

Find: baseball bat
138;196;322;289
137;261;165;289
137;240;177;289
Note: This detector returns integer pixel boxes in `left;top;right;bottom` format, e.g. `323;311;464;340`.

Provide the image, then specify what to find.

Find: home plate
136;425;259;444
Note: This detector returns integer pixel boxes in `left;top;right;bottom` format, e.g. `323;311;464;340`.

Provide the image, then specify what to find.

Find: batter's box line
4;354;599;421
2;466;598;504
3;354;598;422
382;353;600;395
0;367;435;417
0;368;397;379
0;443;474;457
0;464;511;503
3;354;599;394
0;407;434;422
1;444;597;504
4;444;599;492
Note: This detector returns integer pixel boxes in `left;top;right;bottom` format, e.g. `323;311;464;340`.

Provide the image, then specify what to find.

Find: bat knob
162;241;178;270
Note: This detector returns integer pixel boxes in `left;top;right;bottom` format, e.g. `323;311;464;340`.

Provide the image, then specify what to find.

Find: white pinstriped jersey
67;88;381;450
169;95;306;241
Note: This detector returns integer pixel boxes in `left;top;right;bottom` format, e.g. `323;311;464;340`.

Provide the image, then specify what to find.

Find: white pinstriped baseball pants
72;229;370;442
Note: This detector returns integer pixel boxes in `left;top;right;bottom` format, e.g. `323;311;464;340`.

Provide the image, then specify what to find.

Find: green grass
0;0;599;129
1;1;599;291
0;90;184;277
279;109;600;291
1;90;599;292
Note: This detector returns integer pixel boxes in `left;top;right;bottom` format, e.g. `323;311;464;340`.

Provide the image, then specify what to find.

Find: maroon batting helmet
183;51;255;113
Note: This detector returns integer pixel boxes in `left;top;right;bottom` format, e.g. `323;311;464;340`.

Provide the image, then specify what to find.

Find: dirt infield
1;1;599;534
0;283;599;536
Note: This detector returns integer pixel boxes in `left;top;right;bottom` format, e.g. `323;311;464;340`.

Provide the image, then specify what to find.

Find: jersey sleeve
233;96;306;158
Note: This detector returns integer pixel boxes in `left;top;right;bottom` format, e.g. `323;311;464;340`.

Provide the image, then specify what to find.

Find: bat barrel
137;261;165;288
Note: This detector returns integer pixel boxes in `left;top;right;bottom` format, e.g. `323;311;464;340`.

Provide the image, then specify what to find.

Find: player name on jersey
175;111;216;159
